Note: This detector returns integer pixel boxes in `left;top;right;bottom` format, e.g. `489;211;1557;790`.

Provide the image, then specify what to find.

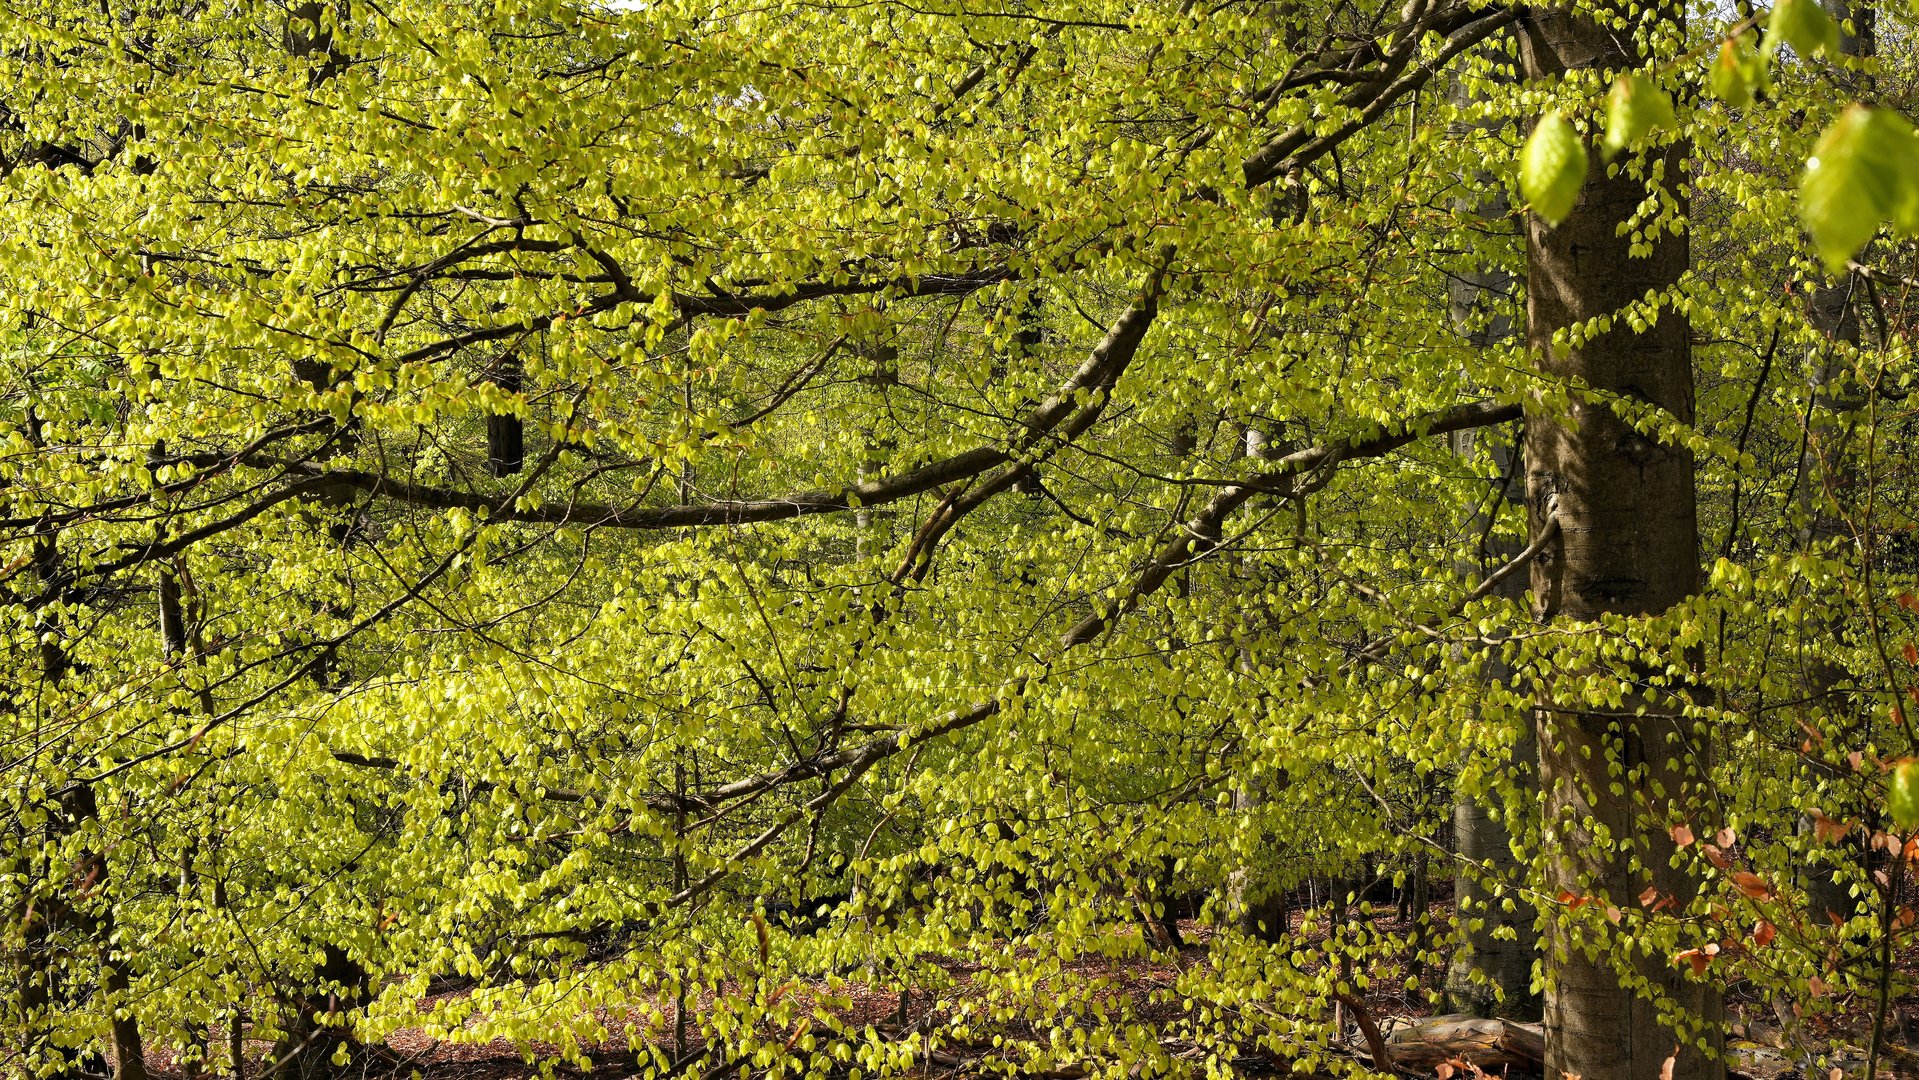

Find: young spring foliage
3;0;1919;1078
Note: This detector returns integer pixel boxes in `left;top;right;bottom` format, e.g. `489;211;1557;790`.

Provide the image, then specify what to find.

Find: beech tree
5;0;1919;1079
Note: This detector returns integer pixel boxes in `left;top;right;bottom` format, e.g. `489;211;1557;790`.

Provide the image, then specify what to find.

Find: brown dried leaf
1810;808;1849;843
1674;948;1711;977
1732;871;1773;901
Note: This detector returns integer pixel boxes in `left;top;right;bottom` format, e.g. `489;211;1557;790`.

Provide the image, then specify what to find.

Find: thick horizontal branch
284;274;1165;532
391;267;1013;366
0;418;335;534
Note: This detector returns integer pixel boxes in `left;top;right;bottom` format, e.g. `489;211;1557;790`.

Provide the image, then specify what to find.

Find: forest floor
137;904;1919;1080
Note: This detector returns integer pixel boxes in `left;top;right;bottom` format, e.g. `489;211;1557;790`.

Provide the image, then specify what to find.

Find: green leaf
1767;0;1842;60
1799;105;1919;271
1891;759;1919;829
1710;38;1756;106
1520;111;1589;226
1602;74;1677;159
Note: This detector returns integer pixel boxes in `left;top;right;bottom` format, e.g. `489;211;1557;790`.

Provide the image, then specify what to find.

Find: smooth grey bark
1440;89;1540;1016
1224;785;1291;942
1821;0;1874;57
1519;2;1722;1075
1223;424;1293;944
855;337;899;558
1444;427;1540;1019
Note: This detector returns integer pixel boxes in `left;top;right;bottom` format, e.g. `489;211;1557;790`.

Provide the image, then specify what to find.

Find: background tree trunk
486;350;525;478
1224;424;1292;944
1443;472;1541;1016
16;421;144;1080
1442;117;1539;1017
1793;0;1874;937
272;945;367;1080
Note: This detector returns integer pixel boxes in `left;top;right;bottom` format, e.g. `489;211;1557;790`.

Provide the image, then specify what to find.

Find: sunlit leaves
1766;0;1841;60
1798;105;1919;271
1602;74;1676;160
9;0;1919;1073
1709;36;1765;107
1520;112;1588;225
1890;759;1919;829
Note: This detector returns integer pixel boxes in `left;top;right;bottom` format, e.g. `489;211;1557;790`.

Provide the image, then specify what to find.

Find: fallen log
1377;1014;1545;1072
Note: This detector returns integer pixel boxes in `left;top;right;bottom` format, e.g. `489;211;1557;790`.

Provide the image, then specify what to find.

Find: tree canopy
5;1;1919;1079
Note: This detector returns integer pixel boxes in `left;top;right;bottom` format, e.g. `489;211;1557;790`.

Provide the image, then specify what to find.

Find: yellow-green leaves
1891;759;1919;829
1799;105;1919;272
1601;74;1676;160
1710;36;1765;107
1767;0;1842;60
1521;112;1588;226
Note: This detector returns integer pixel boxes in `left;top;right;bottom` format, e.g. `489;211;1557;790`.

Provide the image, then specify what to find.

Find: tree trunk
1224;424;1292;944
1225;786;1291;942
486;350;525;478
1518;2;1722;1075
13;442;144;1080
272;945;367;1080
855;337;898;557
1447;762;1538;1017
1793;0;1874;937
62;785;147;1080
102;943;149;1080
1442;161;1539;1017
1797;284;1871;931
